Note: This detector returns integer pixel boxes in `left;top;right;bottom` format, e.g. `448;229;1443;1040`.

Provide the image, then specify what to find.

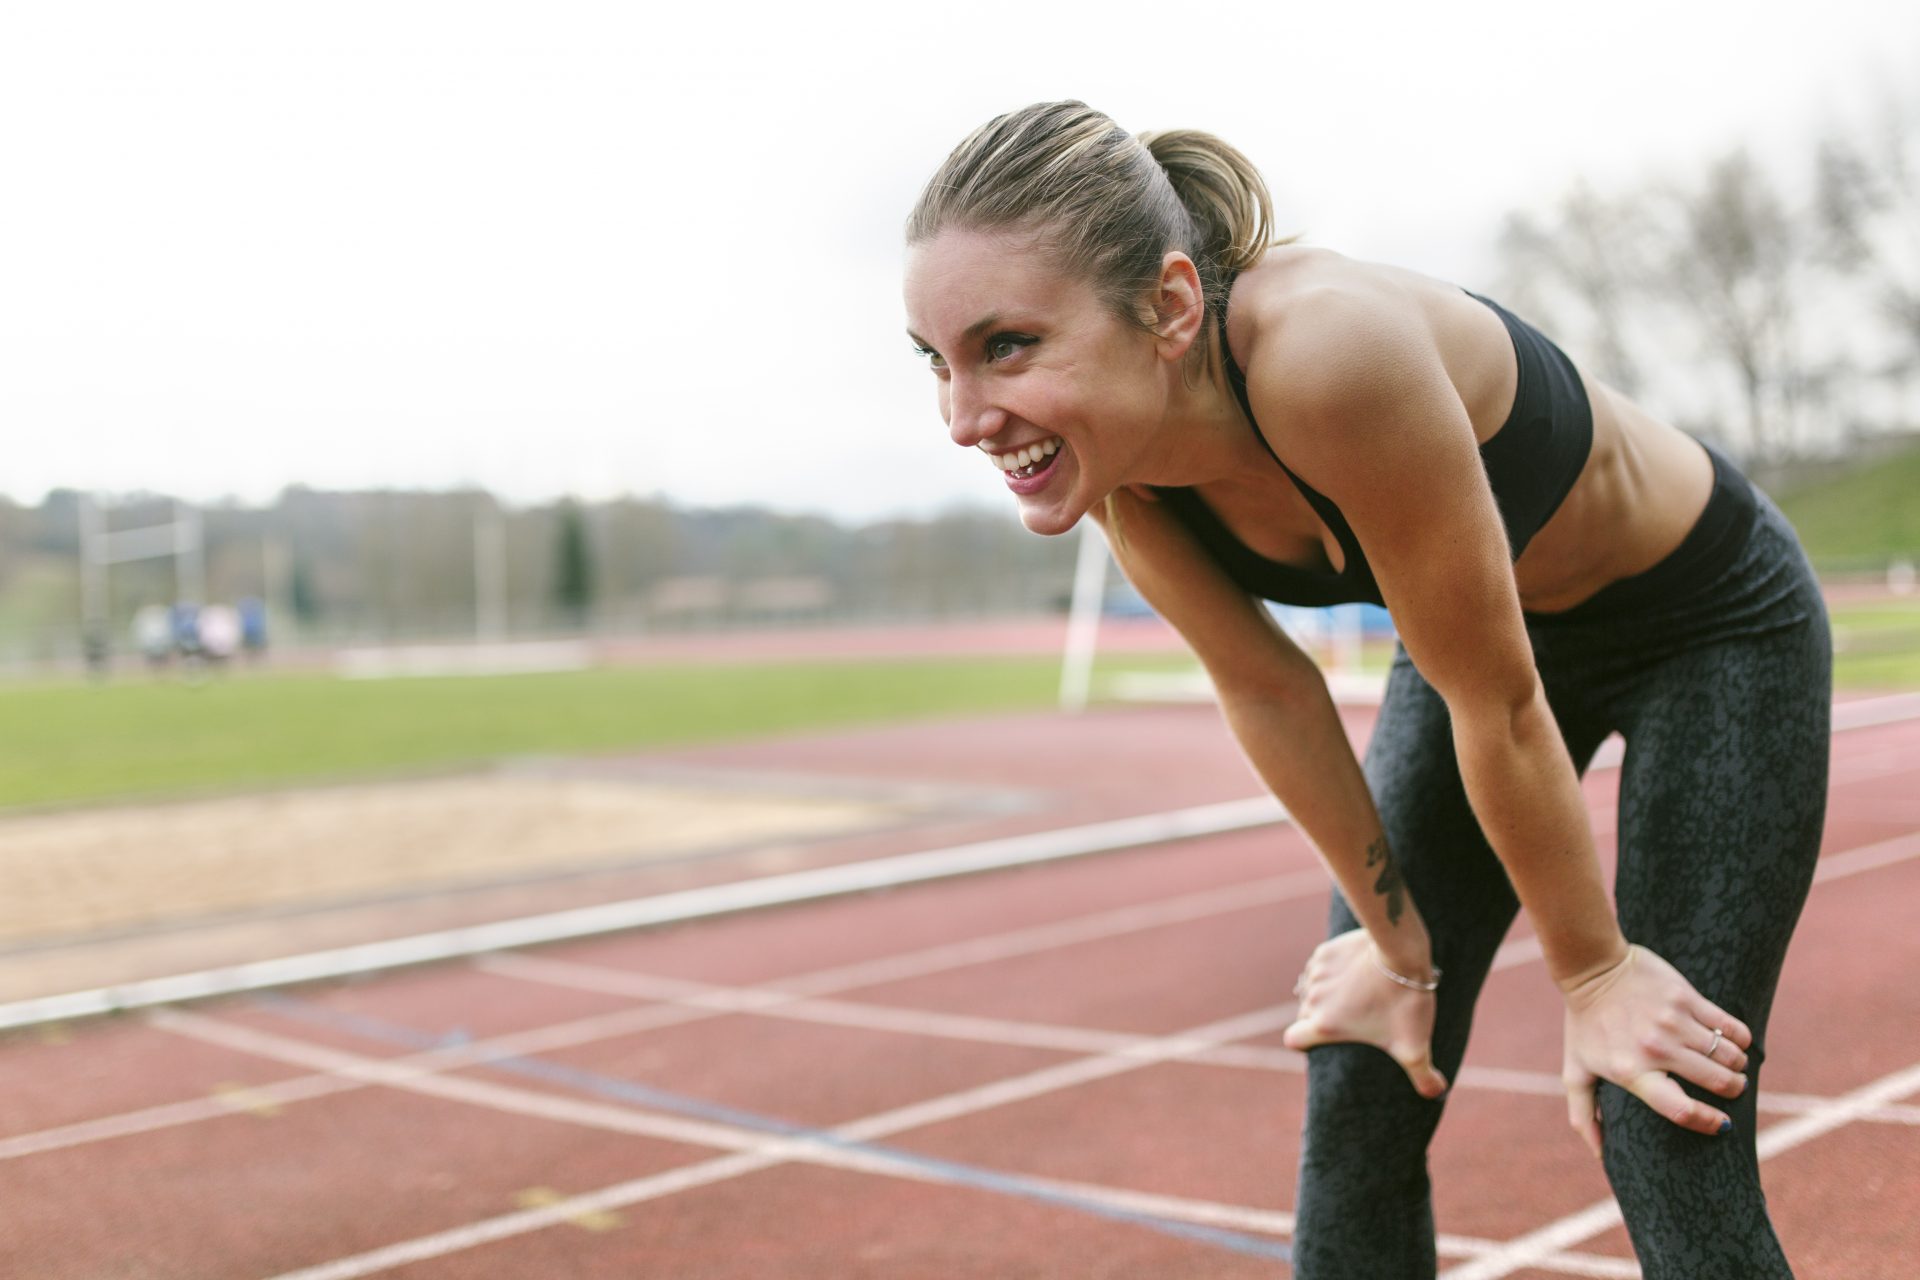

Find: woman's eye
912;344;947;370
986;335;1032;362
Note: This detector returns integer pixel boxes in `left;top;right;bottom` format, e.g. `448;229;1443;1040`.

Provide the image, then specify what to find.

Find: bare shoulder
1223;249;1456;455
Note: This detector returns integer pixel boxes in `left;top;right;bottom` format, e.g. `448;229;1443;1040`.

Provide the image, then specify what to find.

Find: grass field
0;652;1201;813
1775;444;1920;568
4;601;1912;816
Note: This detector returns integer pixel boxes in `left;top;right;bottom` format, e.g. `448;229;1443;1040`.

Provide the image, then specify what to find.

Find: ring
1705;1027;1725;1059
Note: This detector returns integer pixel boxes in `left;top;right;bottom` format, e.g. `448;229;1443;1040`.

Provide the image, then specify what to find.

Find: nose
944;374;1007;449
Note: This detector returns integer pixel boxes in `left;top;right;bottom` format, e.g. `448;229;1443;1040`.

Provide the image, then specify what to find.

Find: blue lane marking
253;994;1290;1261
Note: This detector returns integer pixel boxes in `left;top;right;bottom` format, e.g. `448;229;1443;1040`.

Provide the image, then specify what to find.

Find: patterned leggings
1290;475;1832;1279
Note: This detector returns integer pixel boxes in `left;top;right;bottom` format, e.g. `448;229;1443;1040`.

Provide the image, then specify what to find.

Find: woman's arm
1093;490;1427;966
1093;489;1448;1096
1239;286;1751;1139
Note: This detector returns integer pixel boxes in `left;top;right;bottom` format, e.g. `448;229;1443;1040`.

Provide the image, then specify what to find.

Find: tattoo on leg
1365;836;1406;926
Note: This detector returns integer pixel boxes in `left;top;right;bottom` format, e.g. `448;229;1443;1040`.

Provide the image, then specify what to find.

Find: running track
2;693;1917;1277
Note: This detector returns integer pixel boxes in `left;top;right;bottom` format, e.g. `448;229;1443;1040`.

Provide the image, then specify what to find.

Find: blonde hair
906;100;1289;550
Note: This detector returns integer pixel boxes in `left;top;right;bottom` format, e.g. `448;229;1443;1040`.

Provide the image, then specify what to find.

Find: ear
1148;251;1206;362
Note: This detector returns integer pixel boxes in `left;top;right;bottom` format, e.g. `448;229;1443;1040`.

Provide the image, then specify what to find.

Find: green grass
5;610;1908;815
0;653;1199;813
1830;599;1920;688
1775;444;1920;567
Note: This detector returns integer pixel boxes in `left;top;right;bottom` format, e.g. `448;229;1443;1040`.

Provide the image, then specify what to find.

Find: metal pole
474;500;508;642
1058;517;1109;712
78;491;108;646
174;500;205;605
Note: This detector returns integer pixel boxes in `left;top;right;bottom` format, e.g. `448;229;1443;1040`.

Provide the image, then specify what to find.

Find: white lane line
10;689;1915;1034
1812;829;1920;883
0;869;1329;1164
1753;1059;1920;1159
157;1002;1642;1280
175;1002;1295;1280
480;954;1920;1128
1831;691;1920;732
17;818;1920;1167
0;795;1291;1032
0;1073;359;1162
1435;1056;1920;1280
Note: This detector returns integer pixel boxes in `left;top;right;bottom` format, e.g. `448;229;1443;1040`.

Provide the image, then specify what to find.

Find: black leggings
1291;460;1832;1279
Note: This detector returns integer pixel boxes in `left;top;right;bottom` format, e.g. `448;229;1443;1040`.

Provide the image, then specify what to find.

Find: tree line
0;486;1082;662
1491;83;1919;482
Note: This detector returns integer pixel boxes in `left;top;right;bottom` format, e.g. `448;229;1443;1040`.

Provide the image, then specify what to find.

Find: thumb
1397;1047;1450;1099
1282;1014;1325;1053
1565;1072;1602;1158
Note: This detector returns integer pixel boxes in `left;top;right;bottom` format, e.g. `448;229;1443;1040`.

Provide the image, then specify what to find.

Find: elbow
1448;670;1549;748
1210;647;1329;713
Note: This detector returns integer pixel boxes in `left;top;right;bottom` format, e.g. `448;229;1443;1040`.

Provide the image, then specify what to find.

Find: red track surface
2;697;1917;1278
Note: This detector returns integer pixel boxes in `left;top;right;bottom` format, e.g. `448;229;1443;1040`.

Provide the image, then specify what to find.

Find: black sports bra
1147;288;1594;607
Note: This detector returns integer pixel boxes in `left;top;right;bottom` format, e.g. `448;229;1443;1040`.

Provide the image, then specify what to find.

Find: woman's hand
1282;928;1450;1098
1560;944;1752;1156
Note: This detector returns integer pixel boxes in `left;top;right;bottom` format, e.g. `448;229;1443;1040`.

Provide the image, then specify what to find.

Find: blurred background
3;1;1918;984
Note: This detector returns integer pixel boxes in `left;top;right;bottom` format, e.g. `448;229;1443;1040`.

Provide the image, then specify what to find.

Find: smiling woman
900;100;1832;1279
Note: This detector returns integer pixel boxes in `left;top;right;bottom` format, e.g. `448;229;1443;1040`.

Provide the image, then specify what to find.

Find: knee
1301;1044;1446;1176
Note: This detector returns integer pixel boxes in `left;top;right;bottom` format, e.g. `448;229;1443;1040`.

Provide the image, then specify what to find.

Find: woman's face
903;227;1165;537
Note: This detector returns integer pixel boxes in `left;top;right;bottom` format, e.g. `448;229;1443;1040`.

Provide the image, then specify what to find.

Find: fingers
1672;1021;1749;1096
1629;1070;1733;1138
1688;997;1753;1054
1564;1072;1602;1158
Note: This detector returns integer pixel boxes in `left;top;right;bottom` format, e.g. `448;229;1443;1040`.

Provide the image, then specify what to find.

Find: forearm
1451;680;1628;988
1217;674;1434;978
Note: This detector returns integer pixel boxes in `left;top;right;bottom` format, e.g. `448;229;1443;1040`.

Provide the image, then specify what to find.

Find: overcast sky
3;1;1915;523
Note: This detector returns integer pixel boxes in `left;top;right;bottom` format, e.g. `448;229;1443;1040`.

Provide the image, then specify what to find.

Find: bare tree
1655;149;1810;465
1814;87;1920;383
1495;182;1652;397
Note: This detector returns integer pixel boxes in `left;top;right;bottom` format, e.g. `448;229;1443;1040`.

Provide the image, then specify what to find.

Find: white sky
3;1;1915;523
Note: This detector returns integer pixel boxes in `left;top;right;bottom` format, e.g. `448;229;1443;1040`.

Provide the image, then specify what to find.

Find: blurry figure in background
82;621;111;681
197;603;241;671
134;605;174;673
169;601;203;679
238;596;270;663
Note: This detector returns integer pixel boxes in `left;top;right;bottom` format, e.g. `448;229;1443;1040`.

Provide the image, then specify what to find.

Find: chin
1018;501;1083;538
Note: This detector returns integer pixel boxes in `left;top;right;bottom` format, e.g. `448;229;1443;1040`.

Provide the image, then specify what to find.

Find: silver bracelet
1371;949;1441;993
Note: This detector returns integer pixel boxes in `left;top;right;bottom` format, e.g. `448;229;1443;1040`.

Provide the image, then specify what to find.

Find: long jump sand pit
0;770;917;951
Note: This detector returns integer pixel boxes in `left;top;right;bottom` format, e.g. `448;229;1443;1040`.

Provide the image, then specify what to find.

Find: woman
902;101;1830;1278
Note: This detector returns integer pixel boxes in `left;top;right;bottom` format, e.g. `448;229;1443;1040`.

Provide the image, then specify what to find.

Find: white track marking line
481;954;1920;1128
11;735;1917;1265
182;1002;1289;1280
1811;829;1920;882
157;1001;1639;1280
10;690;1916;1034
1830;691;1920;732
0;869;1328;1162
15;821;1920;1165
1436;1056;1920;1280
1752;1059;1920;1159
0;1073;359;1162
0;795;1291;1032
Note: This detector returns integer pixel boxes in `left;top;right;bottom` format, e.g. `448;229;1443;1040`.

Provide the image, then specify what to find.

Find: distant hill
1772;442;1920;570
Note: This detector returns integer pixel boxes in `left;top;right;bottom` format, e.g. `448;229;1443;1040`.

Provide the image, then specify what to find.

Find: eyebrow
906;313;1004;352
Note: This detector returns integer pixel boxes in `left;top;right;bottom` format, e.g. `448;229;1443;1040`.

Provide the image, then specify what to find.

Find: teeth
992;438;1059;472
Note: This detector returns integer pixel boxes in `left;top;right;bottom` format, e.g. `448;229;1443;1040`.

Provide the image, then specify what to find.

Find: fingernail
1717;1118;1734;1136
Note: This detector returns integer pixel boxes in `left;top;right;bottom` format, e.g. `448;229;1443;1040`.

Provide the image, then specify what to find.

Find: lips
1004;440;1065;494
